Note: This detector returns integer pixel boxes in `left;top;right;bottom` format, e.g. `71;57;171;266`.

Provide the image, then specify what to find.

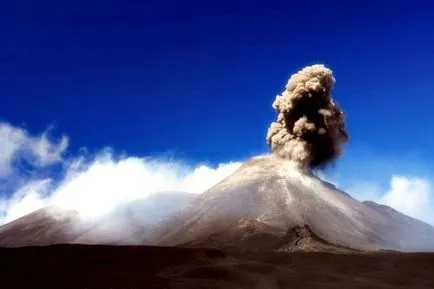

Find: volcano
149;155;434;252
2;155;434;252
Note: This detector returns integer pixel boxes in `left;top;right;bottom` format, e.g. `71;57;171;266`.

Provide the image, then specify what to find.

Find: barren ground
1;244;434;289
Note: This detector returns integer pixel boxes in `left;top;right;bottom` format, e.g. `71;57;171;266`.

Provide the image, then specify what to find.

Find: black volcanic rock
3;244;434;289
181;220;358;253
277;225;359;253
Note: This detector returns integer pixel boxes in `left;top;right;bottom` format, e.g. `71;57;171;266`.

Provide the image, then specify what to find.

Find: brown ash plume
266;64;348;169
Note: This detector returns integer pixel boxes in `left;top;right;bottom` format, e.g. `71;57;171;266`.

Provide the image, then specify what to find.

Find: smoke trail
266;64;348;168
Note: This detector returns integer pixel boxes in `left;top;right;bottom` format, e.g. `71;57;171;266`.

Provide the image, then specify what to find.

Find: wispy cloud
0;124;27;176
30;129;69;167
0;122;68;176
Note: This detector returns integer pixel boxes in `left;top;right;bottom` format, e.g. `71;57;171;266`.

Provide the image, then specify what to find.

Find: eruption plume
266;64;348;169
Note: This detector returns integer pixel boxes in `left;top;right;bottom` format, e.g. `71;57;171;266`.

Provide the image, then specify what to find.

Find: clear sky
1;1;434;224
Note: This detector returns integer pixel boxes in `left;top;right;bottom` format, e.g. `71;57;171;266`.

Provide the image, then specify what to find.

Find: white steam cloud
0;153;241;224
49;152;241;219
0;122;432;229
0;180;51;224
347;175;434;225
0;123;242;224
381;176;434;223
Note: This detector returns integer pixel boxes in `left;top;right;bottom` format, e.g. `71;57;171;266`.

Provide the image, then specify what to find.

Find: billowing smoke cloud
266;64;348;169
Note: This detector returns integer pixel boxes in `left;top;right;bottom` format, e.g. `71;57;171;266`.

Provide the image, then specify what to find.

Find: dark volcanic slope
1;244;434;289
150;155;434;251
0;206;84;247
182;221;358;253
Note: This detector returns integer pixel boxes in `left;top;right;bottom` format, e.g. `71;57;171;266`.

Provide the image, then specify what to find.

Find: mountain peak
149;155;434;252
0;205;83;247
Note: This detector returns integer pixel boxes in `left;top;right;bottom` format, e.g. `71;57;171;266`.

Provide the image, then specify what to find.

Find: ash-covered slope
150;155;434;252
363;201;434;252
0;206;86;247
181;220;358;253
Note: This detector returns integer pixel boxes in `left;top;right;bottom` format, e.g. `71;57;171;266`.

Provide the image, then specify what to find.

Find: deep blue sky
1;1;434;186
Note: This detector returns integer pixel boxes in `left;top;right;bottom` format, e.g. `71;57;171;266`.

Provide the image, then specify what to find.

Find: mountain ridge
1;155;434;252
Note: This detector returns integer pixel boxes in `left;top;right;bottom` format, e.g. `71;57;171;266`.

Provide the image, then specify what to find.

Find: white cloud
0;179;51;224
1;122;432;230
50;155;241;219
346;175;434;225
180;162;243;194
0;122;68;176
380;176;433;222
30;131;69;166
0;124;27;176
0;148;242;223
0;123;243;225
346;181;383;203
